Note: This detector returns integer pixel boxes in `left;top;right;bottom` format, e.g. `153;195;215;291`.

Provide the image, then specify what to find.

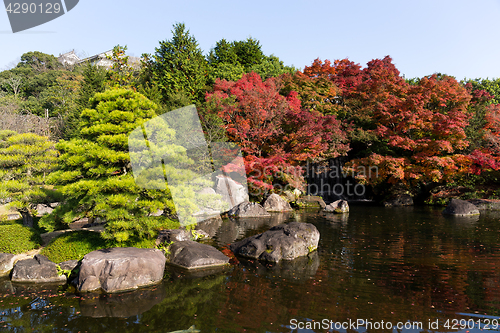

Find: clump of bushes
0;222;42;254
40;230;158;263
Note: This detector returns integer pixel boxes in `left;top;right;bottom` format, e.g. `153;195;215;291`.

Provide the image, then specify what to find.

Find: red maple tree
205;72;349;196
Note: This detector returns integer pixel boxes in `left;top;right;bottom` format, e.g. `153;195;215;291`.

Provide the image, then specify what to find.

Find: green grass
40;231;108;263
40;230;158;263
0;222;42;254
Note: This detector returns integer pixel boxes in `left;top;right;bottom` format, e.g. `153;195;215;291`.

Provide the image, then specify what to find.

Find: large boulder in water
215;175;249;208
296;196;326;209
167;240;229;269
230;222;320;262
443;199;480;216
324;200;349;214
76;247;165;293
227;201;271;218
263;194;293;212
11;255;66;283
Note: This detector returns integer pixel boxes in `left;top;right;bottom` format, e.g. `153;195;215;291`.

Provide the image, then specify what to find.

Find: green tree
207;38;239;65
17;51;61;72
40;88;179;242
463;78;500;105
77;62;107;108
231;37;265;71
207;38;294;83
207;61;246;83
0;130;58;227
148;23;209;107
250;55;297;79
0;51;73;118
105;45;140;88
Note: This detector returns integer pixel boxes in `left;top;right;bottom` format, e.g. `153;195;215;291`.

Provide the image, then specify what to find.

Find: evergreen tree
148;23;209;107
40;88;179;242
0;130;58;227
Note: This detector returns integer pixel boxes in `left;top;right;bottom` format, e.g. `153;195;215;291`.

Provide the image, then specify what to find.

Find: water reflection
238;251;320;283
79;285;166;318
214;212;292;245
3;206;500;332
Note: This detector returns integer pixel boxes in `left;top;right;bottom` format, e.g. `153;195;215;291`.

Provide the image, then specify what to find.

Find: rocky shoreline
1;194;498;294
0;195;319;294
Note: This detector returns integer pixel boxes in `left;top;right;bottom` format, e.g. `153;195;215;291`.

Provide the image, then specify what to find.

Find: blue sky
1;0;500;80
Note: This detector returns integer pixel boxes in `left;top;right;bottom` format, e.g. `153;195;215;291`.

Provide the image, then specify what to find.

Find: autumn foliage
302;56;490;188
205;72;348;195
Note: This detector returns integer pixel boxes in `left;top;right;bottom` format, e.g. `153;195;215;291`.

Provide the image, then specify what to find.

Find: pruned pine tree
0;130;58;227
40;88;183;242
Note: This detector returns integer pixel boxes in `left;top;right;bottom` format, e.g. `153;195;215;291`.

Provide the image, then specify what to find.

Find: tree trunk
20;210;33;228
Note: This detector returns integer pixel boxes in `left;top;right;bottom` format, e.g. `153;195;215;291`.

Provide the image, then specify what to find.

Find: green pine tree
40;88;181;242
148;23;209;107
0;130;58;227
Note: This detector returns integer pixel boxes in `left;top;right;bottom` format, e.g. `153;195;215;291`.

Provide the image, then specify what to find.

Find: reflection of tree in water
0;273;226;332
140;273;226;331
323;208;500;318
0;279;81;332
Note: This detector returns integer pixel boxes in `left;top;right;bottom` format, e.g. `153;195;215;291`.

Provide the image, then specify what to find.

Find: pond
2;205;500;332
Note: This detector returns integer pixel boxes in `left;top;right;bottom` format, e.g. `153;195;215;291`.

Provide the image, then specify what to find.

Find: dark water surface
2;206;500;332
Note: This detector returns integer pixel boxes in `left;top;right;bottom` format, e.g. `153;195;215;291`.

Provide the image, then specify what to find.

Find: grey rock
324;200;349;214
35;202;60;216
155;229;210;247
7;213;20;220
0;253;15;277
11;255;66;283
283;189;301;202
150;209;164;217
35;203;54;216
228;201;271;218
156;229;193;246
230;222;320;262
263;194;293;212
76;247;165;293
215;175;249;209
383;194;414;207
296;196;327;209
443;198;480;216
167;241;229;269
58;260;78;272
467;199;500;211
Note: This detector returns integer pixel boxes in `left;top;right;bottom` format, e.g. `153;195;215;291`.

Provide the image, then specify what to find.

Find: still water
2;205;500;332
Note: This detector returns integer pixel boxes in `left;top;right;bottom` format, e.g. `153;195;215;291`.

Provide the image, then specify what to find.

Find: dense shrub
0;223;42;254
40;230;158;263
